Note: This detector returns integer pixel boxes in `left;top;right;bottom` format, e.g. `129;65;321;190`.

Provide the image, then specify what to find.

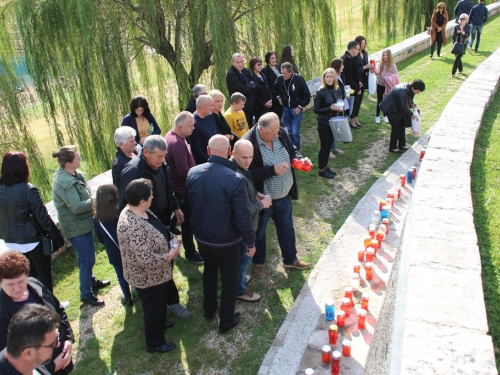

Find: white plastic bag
368;72;376;95
329;116;353;143
411;109;421;137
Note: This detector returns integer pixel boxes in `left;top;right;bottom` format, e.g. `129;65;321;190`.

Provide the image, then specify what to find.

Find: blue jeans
113;263;131;299
238;241;252;295
331;140;338;151
470;25;484;51
282;107;303;150
253;196;298;265
68;231;96;299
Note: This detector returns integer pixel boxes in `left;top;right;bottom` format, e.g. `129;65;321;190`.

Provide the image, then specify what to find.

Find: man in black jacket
186;135;256;333
455;0;474;23
119;135;190;320
184;84;207;113
226;53;256;127
380;79;425;153
273;62;311;150
341;41;362;124
469;0;488;52
242;112;310;279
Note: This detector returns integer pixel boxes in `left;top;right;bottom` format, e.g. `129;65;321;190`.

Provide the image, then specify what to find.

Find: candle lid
399;174;405;177
329;324;338;331
369;224;376;230
341;297;350;304
382;218;389;222
367;247;375;254
373;210;380;215
351;273;360;279
371;240;378;244
342;339;351;347
337;310;345;316
326;299;334;306
381;205;390;211
407;168;413;172
305;369;314;375
332;351;341;359
359;309;367;316
362;292;370;299
365;262;373;268
344;286;352;293
322;345;332;352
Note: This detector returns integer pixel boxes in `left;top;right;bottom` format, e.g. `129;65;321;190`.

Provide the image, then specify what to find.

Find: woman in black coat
250;57;273;122
351;35;371;127
314;68;345;179
261;51;283;119
0;152;64;292
451;14;471;77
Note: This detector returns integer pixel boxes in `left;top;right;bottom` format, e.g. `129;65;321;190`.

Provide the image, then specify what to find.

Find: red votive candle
328;324;339;345
344;287;353;307
342;339;351;357
358;249;365;262
376;230;385;244
365;247;375;263
379;199;387;212
399;174;406;187
358;309;367;330
365;262;373;280
322;345;332;363
336;310;345;326
331;351;341;375
371;239;379;252
364;235;372;248
341;297;351;318
354;263;361;274
382;218;390;234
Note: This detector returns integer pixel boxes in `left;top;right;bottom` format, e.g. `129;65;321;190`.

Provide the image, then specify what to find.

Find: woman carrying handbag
451;14;471;78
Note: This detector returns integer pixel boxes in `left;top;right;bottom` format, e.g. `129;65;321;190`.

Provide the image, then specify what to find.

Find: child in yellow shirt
224;92;249;138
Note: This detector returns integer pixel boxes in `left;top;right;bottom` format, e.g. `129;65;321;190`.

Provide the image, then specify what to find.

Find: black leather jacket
0;182;64;246
314;85;345;125
379;82;415;123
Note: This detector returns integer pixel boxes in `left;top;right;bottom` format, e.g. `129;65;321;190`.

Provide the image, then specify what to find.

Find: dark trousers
244;108;255;128
25;242;53;292
271;101;283;120
452;53;464;75
157;209;180;305
175;194;196;258
388;115;407;150
317;121;334;169
198;243;240;331
350;88;364;118
430;32;443;57
255;106;271;123
376;84;385;116
136;282;169;347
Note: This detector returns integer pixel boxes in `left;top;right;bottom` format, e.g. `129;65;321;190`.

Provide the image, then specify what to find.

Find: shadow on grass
472;89;500;369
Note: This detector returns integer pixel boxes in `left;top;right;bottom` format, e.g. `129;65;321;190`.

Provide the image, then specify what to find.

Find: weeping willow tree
0;0;338;199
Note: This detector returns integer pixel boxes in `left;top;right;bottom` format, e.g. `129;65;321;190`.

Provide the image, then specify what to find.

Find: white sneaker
375;116;381;124
329;152;336;159
61;301;70;309
383;116;389;123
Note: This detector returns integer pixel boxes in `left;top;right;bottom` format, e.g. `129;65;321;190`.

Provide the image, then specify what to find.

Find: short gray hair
258;112;279;129
143;135;167;153
114;127;136;147
175;111;194;128
231;53;243;61
192;84;207;99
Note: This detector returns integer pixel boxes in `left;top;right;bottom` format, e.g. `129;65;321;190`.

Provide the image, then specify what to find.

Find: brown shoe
283;260;311;270
253;264;265;279
237;288;261;302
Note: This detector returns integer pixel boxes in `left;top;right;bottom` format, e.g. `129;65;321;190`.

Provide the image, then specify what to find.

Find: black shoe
400;146;409;150
185;252;204;264
356;123;364;127
318;170;334;179
121;297;134;306
81;296;104;306
147;342;176;353
92;279;110;289
205;310;217;320
165;321;175;329
326;167;337;176
389;149;402;154
219;313;241;334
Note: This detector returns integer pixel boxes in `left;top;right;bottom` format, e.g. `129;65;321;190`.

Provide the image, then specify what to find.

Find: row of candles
304;157;423;374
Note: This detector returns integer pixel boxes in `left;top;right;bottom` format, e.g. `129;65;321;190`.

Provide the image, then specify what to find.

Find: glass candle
328;324;339;345
420;146;427;162
365;247;375;262
368;225;376;239
358;309;367;330
305;368;314;375
379;199;386;212
350;273;360;292
411;166;417;180
382;218;390;234
342;339;351;357
344;287;353;307
336;310;345;326
395;186;402;199
399;174;406;187
354;263;361;274
379;223;387;235
358;249;365;262
371;239;379;252
322;345;332;363
331;351;341;375
376;230;385;244
341;297;351;318
380;205;390;219
325;299;335;321
406;168;413;184
364;235;372;248
371;210;380;225
365;262;373;280
361;293;370;310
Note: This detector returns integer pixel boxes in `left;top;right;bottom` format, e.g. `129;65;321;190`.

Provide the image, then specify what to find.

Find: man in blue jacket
469;0;488;52
186;135;256;334
455;0;474;23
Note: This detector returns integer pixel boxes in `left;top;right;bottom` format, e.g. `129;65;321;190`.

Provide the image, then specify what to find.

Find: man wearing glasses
0;304;61;375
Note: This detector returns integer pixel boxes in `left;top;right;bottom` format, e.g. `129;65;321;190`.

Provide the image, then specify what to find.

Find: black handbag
451;42;465;55
25;185;56;256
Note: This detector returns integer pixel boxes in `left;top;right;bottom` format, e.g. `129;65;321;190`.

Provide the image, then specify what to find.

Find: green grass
471;81;500;370
47;12;500;375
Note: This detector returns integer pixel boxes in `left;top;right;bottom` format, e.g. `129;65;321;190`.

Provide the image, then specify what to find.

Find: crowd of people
0;2;492;371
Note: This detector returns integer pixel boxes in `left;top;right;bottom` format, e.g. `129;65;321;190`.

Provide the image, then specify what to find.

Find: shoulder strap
99;221;120;249
25;184;46;237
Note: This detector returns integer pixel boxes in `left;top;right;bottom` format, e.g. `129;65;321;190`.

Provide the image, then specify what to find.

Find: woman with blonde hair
314;68;345;179
209;89;237;146
430;2;449;58
374;49;399;124
451;14;471;77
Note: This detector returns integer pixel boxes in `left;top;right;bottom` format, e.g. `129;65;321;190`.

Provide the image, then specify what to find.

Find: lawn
44;11;500;375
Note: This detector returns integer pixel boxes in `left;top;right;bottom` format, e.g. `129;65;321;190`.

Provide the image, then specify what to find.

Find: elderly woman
117;179;180;354
0;152;64;292
0;251;74;374
430;2;449;58
314;68;345;179
52;146;109;306
111;126;138;189
250;57;273;122
451;14;471;77
209;89;237;147
121;96;161;146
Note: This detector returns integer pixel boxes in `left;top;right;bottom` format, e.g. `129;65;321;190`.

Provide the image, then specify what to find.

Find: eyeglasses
460;18;466;20
256;63;262;66
27;329;59;350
